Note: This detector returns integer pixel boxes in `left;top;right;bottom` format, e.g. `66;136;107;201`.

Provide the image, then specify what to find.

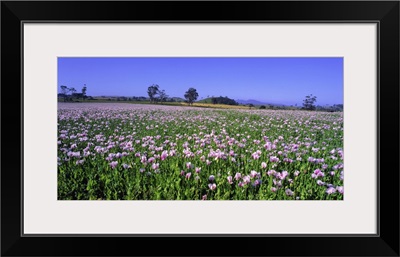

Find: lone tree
184;87;199;106
147;84;160;103
81;84;87;100
302;94;317;110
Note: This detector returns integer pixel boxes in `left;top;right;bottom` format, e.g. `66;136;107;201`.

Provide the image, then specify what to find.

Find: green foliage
58;107;344;200
208;96;238;105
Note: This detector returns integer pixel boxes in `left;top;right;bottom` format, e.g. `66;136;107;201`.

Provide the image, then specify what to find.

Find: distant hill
236;99;288;106
170;97;185;102
236;99;269;105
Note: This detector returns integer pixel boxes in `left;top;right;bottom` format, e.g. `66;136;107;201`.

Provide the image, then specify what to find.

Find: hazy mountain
236;99;269;105
236;99;289;106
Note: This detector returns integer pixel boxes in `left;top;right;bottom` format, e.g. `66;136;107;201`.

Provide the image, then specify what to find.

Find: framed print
2;1;399;256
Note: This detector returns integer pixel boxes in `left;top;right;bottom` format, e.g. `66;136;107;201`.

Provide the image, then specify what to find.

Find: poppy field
58;103;344;200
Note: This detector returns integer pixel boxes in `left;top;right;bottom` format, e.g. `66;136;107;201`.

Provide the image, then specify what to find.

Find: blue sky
58;57;343;106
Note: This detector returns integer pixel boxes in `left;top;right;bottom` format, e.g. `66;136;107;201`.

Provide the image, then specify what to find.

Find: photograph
2;0;399;255
57;57;344;200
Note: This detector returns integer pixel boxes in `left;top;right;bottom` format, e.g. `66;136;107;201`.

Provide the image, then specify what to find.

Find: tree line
301;94;342;112
147;84;199;106
147;85;240;106
59;84;88;102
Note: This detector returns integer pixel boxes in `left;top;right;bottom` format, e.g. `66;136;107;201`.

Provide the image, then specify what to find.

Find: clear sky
58;57;343;106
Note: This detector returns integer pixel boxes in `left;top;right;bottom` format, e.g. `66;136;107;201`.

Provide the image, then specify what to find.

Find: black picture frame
2;1;399;256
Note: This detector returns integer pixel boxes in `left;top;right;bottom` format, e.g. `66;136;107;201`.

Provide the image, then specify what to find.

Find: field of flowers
58;103;344;200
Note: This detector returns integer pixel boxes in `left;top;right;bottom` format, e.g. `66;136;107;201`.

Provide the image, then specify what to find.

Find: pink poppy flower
242;175;251;184
110;161;118;169
261;162;267;169
270;156;279;163
151;163;159;170
280;171;289;180
160;150;168;160
208;183;217;190
285;189;294;196
234;172;242;180
326;187;337;194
